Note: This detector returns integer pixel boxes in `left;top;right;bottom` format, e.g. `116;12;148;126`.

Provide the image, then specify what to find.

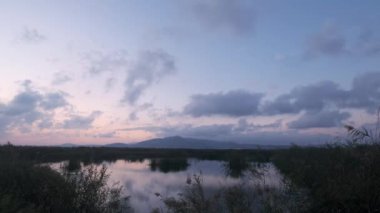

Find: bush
0;155;130;213
64;164;130;213
0;162;75;213
273;126;380;212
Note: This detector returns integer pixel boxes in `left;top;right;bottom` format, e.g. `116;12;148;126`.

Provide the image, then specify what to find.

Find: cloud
128;111;138;121
181;72;380;121
355;30;380;56
0;114;10;133
262;81;347;114
1;90;42;117
128;103;154;121
19;27;46;43
131;120;329;145
0;81;69;134
61;111;102;129
192;0;255;35
37;116;54;129
105;77;116;92
83;49;175;103
122;118;281;138
40;92;68;110
93;131;116;138
262;72;380;115
347;72;380;110
122;50;176;105
305;26;380;58
288;110;350;129
161;123;235;138
52;72;72;85
184;90;263;117
305;25;347;58
118;72;380;143
84;50;128;75
180;72;379;130
235;118;282;132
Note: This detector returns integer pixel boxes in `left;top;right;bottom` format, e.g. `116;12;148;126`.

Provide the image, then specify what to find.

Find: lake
51;159;283;213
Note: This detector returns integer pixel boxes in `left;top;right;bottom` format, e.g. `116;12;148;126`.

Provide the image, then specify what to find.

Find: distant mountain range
117;136;239;149
60;136;288;149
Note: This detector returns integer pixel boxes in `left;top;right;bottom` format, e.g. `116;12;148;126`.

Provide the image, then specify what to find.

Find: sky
0;0;379;145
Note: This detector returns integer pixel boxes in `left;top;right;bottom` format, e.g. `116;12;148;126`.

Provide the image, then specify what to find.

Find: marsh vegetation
273;126;380;212
1;126;379;212
0;146;131;213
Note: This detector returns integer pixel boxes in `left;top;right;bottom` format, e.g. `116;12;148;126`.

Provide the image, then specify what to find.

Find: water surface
53;159;282;212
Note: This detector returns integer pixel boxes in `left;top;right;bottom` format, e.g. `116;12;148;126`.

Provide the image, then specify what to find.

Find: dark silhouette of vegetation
63;165;130;213
0;146;273;164
0;144;130;213
63;159;82;172
223;154;251;178
155;169;309;213
149;158;189;173
155;174;222;213
0;161;75;213
273;125;380;212
2;123;380;212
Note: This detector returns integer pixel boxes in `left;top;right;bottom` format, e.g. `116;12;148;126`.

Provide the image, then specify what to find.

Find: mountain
62;136;289;149
128;136;244;149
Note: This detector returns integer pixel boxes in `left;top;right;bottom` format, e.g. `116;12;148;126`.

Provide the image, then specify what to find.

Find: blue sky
0;0;379;145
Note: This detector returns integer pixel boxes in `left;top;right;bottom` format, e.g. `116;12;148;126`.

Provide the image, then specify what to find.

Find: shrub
0;153;131;213
273;126;380;212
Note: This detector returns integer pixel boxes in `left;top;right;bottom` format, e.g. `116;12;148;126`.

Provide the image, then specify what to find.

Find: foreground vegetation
1;126;379;212
273;126;380;212
154;167;309;213
0;144;274;212
155;126;380;213
0;144;130;213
